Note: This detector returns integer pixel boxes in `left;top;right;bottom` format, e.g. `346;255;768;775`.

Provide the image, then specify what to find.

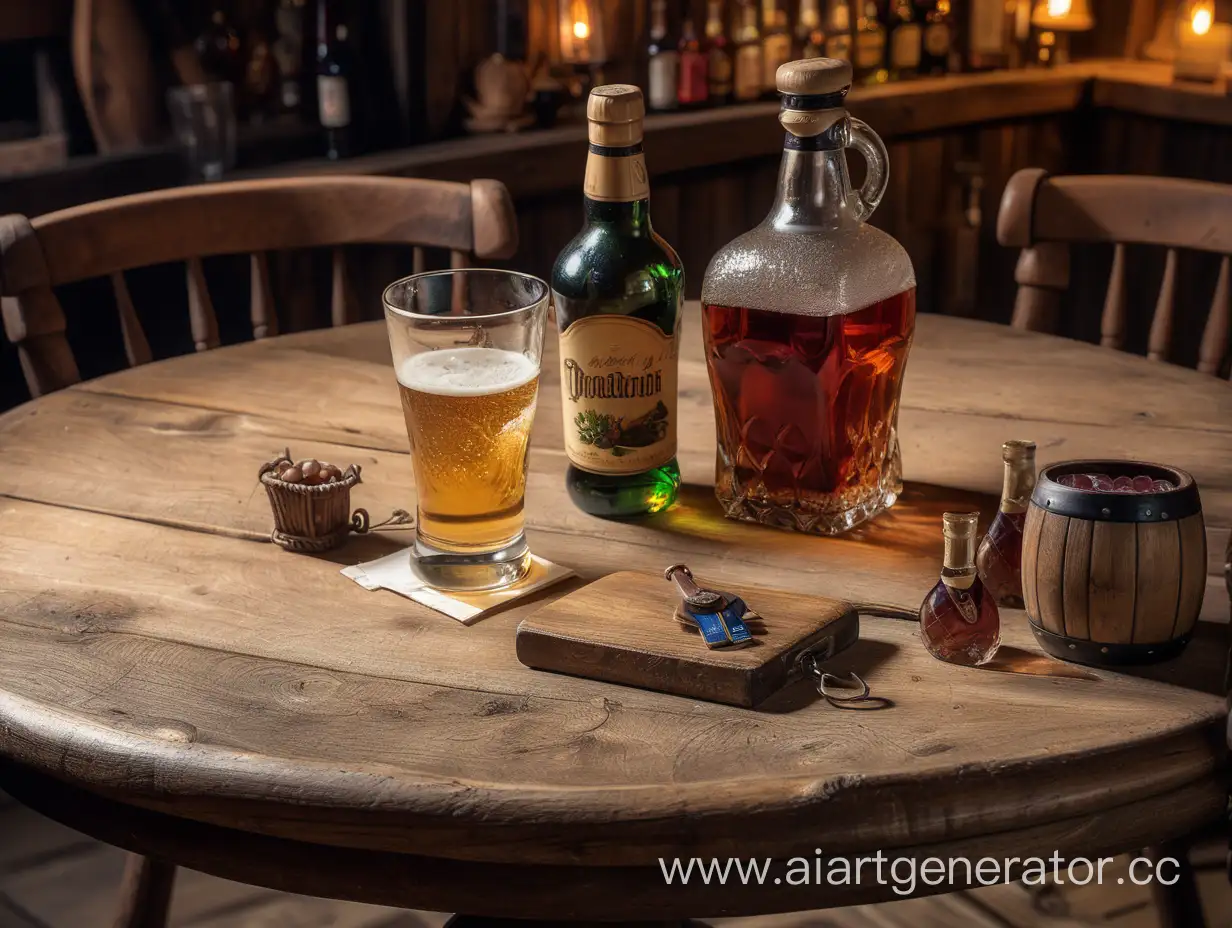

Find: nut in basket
259;449;363;552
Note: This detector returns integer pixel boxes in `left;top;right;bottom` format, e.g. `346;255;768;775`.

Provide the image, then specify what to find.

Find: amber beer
396;347;539;552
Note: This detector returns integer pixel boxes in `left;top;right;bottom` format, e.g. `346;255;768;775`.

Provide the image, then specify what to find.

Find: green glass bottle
551;84;684;517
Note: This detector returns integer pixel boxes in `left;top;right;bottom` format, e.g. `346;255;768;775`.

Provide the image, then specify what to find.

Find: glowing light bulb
573;20;590;40
1192;6;1213;36
1046;0;1072;16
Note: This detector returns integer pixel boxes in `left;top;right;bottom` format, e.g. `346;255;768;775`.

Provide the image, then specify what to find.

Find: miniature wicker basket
259;450;363;552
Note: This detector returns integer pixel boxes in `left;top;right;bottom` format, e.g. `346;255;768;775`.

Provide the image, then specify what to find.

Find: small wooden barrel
1022;461;1206;666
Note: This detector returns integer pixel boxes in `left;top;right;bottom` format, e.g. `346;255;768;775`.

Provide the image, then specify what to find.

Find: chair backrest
0;175;518;397
996;168;1231;378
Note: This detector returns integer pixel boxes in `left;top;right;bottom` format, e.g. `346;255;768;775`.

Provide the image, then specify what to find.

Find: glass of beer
383;269;549;592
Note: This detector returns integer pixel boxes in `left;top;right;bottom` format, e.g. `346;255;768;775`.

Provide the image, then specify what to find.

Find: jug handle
847;118;889;223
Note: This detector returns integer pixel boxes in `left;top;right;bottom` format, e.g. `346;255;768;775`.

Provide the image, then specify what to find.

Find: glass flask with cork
701;57;916;536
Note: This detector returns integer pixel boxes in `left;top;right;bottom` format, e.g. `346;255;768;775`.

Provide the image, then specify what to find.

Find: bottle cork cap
1002;439;1037;461
587;85;645;146
942;512;979;540
776;58;853;96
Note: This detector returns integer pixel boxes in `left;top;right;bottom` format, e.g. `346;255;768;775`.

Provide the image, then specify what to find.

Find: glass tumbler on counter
701;57;916;536
166;82;237;182
383;270;550;592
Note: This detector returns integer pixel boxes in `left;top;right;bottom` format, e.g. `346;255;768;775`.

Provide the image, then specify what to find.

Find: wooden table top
0;307;1228;919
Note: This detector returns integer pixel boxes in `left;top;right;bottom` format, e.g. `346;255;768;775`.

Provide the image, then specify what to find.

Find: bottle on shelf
886;0;922;80
976;440;1037;609
920;512;1002;666
853;0;888;85
795;0;827;59
705;0;734;104
918;0;957;75
760;1;792;97
825;0;854;62
316;0;354;159
272;0;307;114
647;0;680;112
551;85;685;518
678;16;710;107
700;59;916;536
967;0;1013;70
238;0;279;120
733;1;764;102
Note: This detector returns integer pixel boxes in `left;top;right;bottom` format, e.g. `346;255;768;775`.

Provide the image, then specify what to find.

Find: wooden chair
0;175;519;398
996;168;1232;377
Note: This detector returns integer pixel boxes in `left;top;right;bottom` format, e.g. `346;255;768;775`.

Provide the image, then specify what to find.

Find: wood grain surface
0;306;1228;919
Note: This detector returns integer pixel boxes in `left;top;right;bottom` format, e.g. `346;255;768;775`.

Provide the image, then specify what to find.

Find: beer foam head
397;347;537;397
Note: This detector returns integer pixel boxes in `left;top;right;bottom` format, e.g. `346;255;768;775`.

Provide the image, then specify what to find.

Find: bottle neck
584;197;652;232
650;0;668;38
766;118;863;233
941;531;977;589
583;135;652;232
1000;455;1036;513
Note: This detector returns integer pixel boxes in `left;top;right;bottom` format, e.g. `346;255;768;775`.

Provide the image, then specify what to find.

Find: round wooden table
0;308;1227;923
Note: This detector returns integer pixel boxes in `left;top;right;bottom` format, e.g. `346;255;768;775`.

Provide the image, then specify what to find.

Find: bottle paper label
708;48;733;93
891;23;922;69
855;30;885;69
317;75;351;128
648;52;680;110
584;150;650;203
557;315;679;475
762;34;792;88
735;45;762;99
925;22;951;57
970;0;1006;55
680;52;708;104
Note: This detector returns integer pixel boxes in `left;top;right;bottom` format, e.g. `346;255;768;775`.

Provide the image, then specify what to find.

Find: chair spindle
109;272;152;367
1147;249;1178;363
250;253;278;340
1198;256;1229;377
1100;244;1127;350
450;250;469;270
330;247;357;327
186;258;220;353
412;246;425;275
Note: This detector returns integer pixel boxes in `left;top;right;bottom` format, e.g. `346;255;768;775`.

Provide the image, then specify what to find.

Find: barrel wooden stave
1061;519;1092;639
1088;521;1137;645
1023;505;1206;653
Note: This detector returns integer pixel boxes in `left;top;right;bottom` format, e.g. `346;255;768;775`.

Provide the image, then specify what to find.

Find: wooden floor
0;792;1226;928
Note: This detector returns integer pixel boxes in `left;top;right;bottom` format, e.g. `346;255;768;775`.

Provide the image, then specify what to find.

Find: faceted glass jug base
715;444;904;536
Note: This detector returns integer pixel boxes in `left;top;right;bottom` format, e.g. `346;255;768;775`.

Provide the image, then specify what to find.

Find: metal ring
818;672;871;706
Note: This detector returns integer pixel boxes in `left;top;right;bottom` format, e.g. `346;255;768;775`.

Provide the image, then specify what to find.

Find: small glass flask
976;440;1036;608
920;512;1000;666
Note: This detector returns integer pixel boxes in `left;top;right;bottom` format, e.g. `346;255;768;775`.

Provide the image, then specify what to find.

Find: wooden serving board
516;571;859;707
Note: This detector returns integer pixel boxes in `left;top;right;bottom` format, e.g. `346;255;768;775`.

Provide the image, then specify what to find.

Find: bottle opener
664;564;755;649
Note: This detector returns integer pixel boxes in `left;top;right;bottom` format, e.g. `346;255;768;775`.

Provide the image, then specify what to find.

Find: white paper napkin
341;548;576;624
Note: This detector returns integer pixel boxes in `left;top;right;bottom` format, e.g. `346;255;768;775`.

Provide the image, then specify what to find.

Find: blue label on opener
693;598;753;648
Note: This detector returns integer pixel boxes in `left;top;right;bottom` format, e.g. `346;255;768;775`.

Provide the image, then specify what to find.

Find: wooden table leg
1146;842;1207;928
111;853;177;928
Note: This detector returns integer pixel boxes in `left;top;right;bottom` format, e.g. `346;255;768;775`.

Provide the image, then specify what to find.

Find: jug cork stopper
587;84;645;147
776;58;853;98
587;85;645;124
